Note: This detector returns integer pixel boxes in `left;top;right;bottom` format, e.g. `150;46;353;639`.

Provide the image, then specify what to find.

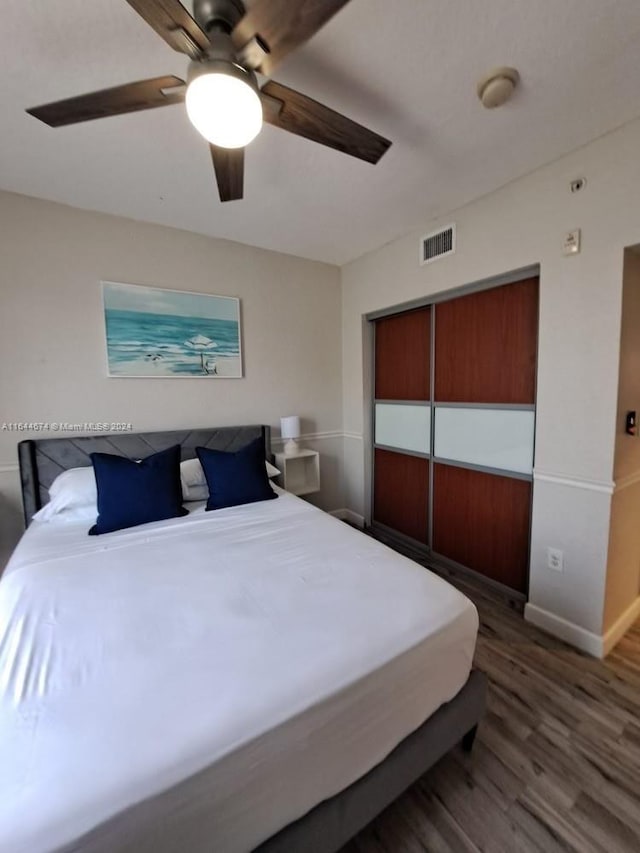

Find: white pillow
38;505;98;524
180;458;208;502
32;467;97;522
265;460;280;479
180;457;281;501
180;458;205;489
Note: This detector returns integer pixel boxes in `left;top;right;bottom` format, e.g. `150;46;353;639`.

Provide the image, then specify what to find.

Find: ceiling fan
26;0;392;202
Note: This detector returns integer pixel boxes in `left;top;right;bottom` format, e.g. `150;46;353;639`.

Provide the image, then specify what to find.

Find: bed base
257;669;487;853
15;424;486;852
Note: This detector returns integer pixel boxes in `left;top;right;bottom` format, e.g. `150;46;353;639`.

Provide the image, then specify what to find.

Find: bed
1;425;486;853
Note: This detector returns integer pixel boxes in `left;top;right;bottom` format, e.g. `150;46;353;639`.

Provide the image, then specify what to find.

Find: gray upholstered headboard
18;425;272;527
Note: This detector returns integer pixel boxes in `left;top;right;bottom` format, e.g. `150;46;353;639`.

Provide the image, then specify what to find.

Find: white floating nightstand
275;449;320;496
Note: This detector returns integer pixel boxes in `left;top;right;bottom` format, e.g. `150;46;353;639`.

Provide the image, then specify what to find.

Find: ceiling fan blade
232;0;351;76
261;81;391;164
26;76;186;128
210;145;244;202
125;0;209;58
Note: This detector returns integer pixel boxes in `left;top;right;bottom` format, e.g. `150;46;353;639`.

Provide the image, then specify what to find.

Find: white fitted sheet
0;490;478;853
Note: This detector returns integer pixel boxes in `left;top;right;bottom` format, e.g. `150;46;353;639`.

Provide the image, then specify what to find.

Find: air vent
420;224;456;265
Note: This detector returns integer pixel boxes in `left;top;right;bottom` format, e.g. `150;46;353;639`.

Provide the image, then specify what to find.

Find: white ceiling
2;0;640;265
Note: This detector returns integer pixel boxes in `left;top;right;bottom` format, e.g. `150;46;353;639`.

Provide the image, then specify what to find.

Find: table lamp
280;416;301;456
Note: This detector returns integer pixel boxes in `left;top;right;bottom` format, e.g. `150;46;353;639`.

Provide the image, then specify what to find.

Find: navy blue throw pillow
89;444;187;535
196;437;277;511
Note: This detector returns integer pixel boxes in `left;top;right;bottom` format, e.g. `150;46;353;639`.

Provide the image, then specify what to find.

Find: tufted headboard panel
17;425;272;527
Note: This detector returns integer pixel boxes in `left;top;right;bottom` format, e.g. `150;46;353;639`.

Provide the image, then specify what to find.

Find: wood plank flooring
341;559;640;853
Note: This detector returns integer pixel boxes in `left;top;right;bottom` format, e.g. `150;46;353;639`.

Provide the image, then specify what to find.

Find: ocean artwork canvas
102;281;242;378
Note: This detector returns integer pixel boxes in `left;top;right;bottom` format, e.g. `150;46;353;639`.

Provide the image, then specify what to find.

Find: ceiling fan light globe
186;72;262;149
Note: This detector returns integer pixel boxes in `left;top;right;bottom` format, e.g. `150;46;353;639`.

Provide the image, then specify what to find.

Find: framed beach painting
102;281;242;378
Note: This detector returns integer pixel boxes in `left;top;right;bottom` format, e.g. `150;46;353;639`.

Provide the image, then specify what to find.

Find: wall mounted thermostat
563;229;581;256
626;411;637;436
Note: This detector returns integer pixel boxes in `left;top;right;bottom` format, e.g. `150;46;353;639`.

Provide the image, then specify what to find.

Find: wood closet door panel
432;463;531;592
434;277;538;404
375;307;430;401
373;448;429;544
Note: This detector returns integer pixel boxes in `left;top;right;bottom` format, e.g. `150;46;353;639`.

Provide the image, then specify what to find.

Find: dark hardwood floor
341;557;640;853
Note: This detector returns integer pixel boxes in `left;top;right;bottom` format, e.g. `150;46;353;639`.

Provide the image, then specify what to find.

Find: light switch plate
563;229;581;256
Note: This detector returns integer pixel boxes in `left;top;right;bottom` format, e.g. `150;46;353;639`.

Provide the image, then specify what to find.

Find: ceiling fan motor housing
190;0;255;84
186;54;259;93
193;0;246;34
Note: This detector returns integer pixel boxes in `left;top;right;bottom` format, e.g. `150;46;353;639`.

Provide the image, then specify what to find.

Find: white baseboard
602;596;640;656
524;603;604;658
329;509;365;528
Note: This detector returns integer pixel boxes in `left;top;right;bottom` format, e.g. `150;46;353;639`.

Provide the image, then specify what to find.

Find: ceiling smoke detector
477;67;520;109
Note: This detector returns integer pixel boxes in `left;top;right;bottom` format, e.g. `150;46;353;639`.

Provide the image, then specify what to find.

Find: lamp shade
280;416;301;440
185;62;262;149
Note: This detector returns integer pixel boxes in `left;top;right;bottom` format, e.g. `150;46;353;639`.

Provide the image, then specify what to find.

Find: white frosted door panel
434;408;534;474
375;404;431;454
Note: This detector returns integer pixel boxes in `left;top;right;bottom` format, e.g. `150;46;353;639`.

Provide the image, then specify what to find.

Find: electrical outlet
547;547;564;572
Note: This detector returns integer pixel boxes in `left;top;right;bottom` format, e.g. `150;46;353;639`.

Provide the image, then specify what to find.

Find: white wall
0;191;343;564
341;116;640;653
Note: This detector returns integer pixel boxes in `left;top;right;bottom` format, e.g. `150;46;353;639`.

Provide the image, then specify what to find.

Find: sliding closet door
432;277;538;593
373;308;430;544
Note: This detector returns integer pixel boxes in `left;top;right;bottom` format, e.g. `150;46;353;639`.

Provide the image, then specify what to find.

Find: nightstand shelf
275;450;320;496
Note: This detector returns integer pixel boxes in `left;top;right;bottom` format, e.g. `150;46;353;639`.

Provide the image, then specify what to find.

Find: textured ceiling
2;1;640;265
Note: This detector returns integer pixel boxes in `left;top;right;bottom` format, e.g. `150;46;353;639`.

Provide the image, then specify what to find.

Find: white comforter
0;491;477;852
